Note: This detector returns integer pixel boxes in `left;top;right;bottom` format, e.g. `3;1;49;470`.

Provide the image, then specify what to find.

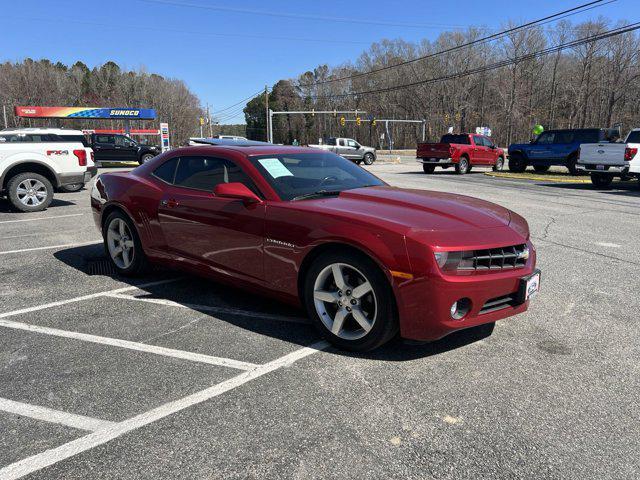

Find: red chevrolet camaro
91;141;540;351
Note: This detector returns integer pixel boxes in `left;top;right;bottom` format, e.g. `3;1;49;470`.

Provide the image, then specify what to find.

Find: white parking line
0;213;86;224
106;293;309;324
0;317;257;370
0;278;180;320
0;397;115;432
0;241;101;256
0;340;329;480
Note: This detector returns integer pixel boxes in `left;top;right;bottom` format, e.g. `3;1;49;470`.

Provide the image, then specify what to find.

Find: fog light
450;298;471;320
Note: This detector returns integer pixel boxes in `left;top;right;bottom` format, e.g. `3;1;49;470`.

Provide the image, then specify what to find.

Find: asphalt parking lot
1;164;639;479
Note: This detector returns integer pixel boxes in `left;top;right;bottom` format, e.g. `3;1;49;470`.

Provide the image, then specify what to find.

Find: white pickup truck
308;137;377;165
576;128;640;187
0;128;97;212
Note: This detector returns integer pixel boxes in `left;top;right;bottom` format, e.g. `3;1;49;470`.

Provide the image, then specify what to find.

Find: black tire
590;173;614;188
508;154;527;173
566;155;578;175
102;210;148;276
60;183;83;193
533;165;550;173
493;156;505;171
304;250;398;352
139;153;155;165
363;153;374;165
7;172;54;212
455;156;470;175
422;164;436;174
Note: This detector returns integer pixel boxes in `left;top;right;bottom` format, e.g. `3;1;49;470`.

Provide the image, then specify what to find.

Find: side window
536;132;555;144
326;138;337;146
96;135;112;144
173;156;260;195
152;157;179;184
347;139;357;148
554;132;574;144
338;139;346;147
473;135;484;146
483;137;494;148
115;136;134;147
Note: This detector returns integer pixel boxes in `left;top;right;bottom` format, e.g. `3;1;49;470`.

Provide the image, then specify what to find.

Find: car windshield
249;152;385;201
626;131;640;143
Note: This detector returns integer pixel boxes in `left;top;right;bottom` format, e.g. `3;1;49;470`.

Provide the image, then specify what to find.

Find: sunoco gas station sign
15;106;156;119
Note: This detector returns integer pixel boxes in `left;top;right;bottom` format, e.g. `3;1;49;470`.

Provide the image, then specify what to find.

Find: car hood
302;186;512;231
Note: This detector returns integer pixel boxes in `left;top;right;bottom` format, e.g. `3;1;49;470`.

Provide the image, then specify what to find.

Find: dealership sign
160;122;170;152
14;106;156;120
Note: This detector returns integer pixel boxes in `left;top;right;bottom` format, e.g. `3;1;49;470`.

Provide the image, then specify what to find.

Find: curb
483;172;591;183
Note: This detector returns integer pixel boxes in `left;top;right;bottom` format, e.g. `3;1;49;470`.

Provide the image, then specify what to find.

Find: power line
136;0;471;29
309;21;640;99
212;89;264;115
297;0;613;88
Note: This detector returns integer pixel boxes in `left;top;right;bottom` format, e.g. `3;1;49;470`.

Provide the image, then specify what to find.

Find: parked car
577;128;640;187
92;144;540;352
0;128;96;211
508;128;619;174
417;133;505;174
308;138;376;165
90;133;160;165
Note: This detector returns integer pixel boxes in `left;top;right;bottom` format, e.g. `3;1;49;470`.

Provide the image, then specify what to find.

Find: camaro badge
266;238;295;248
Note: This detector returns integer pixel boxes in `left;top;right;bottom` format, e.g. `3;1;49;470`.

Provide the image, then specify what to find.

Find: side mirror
214;182;262;204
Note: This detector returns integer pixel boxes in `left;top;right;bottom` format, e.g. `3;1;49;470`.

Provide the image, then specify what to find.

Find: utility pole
207;103;213;137
2;105;7;129
265;85;270;142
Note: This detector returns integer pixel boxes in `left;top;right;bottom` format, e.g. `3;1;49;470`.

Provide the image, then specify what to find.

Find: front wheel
102;211;148;276
362;153;374;165
590;173;614;188
304;251;398;351
493;157;505;171
7;172;54;212
422;164;436;174
455;157;470;174
508;155;527;173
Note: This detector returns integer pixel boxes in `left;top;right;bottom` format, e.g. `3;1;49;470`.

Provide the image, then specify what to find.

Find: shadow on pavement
0;198;77;213
537;181;640;196
54;244;494;361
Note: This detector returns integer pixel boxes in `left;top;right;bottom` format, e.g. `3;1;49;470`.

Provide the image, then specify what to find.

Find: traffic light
199;117;205;126
371;119;376;127
340;116;346;126
356;117;361;126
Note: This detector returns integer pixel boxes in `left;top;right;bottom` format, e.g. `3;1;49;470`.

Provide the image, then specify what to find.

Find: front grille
480;294;518;314
459;244;528;271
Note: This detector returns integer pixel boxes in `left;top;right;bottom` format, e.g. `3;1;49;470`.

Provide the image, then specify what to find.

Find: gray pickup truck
308;137;376;165
577;129;640;187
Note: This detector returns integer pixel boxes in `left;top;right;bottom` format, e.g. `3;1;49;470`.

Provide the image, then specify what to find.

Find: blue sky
0;0;636;123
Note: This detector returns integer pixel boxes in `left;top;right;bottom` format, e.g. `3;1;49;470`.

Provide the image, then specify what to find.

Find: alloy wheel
106;218;135;269
313;262;377;340
16;179;48;207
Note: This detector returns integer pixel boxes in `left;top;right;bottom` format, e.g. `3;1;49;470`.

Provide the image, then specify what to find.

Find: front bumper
393;244;537;341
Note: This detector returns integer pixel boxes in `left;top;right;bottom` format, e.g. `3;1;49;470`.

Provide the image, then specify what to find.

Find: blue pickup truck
508;128;619;174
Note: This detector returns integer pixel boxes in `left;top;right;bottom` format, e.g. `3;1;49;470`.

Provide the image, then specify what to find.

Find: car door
336;138;351;158
551;131;575;163
471;135;488;164
481;136;499;164
155;155;265;282
345;139;360;160
114;135;139;162
93;134;118;161
528;132;555;162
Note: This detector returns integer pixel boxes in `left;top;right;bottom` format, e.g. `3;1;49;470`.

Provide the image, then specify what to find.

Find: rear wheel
139;153;155;165
590;173;614;188
102;211;148;276
455;156;470;175
422;164;435;174
533;165;550;173
493;156;505;171
7;172;54;212
508;155;527;173
60;183;83;192
304;251;398;351
363;153;374;165
566;155;579;175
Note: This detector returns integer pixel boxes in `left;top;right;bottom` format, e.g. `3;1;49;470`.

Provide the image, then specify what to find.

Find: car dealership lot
0;165;638;479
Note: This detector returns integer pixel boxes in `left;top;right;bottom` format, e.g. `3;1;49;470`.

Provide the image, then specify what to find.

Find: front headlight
433;250;475;271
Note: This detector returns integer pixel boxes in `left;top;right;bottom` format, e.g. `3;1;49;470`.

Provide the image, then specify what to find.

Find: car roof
0;127;85;135
172;144;321;157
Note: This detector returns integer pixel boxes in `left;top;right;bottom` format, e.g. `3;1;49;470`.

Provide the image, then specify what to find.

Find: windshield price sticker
258;158;294;178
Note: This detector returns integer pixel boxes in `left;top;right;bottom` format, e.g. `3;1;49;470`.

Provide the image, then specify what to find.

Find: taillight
624;147;637;161
73;149;87;166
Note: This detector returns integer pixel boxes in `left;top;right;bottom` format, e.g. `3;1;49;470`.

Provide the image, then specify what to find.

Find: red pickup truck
417;133;505;174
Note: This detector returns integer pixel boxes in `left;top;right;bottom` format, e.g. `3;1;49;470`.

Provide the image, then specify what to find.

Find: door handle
160;199;179;208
